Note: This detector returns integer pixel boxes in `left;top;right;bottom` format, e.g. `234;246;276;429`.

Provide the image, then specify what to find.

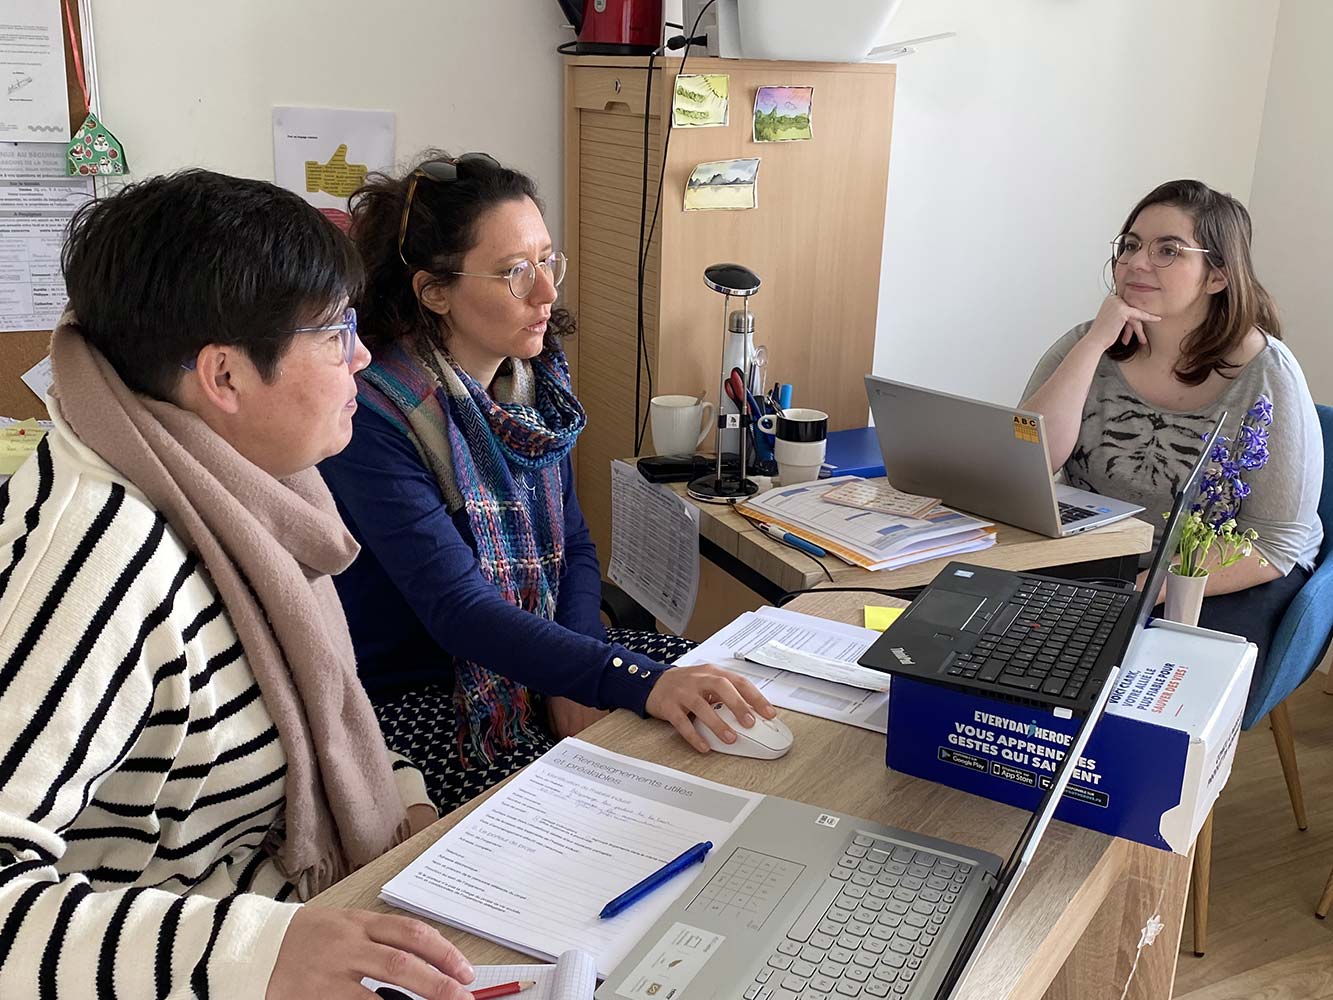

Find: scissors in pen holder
726;368;774;465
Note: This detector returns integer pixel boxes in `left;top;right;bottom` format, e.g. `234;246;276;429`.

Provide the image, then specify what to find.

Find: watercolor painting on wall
753;86;814;142
673;74;730;127
684;158;760;211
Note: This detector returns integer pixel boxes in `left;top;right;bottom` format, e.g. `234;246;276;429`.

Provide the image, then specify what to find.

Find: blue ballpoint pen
599;841;713;919
755;521;827;558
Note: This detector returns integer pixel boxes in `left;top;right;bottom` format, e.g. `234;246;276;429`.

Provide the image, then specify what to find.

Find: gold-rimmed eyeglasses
451;251;568;299
1111;234;1215;269
396;152;501;269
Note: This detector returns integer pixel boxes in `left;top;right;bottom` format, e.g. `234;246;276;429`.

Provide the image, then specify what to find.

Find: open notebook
364;948;597;1000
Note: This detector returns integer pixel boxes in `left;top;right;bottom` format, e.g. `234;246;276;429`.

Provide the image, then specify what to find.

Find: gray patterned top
1023;323;1324;575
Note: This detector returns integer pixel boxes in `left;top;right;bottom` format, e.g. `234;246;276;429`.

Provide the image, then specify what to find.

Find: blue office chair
1193;403;1333;952
1243;403;1333;816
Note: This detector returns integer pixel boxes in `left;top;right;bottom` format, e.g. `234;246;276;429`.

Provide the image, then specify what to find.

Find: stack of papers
674;606;890;732
380;740;764;978
739;476;995;571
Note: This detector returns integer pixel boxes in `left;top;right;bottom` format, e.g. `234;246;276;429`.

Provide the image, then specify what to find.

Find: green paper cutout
66;113;128;177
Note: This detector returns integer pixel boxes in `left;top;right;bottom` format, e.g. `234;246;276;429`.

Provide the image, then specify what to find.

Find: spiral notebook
364;948;598;1000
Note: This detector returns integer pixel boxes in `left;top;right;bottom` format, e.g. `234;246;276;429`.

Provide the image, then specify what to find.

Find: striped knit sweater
0;410;431;998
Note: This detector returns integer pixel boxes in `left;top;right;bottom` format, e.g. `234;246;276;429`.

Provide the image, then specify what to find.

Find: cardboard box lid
1108;619;1256;736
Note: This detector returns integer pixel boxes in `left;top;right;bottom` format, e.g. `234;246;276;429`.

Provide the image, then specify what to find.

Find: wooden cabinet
562;55;897;567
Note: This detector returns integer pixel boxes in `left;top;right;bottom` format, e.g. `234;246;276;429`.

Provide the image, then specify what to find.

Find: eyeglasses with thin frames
180;306;360;371
396;152;501;269
1111;234;1215;269
451;251;568;299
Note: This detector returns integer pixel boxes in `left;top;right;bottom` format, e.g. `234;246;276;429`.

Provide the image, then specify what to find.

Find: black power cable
632;0;717;455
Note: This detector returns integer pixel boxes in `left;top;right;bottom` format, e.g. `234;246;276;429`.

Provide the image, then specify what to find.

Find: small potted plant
1164;396;1271;625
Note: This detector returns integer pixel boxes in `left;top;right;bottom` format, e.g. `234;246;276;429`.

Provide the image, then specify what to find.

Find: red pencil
471;981;536;1000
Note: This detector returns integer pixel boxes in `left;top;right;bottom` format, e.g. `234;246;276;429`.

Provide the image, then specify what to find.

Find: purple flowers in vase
1175;395;1272;577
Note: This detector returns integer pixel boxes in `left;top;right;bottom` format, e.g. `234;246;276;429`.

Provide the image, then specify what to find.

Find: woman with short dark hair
0;170;476;1000
320;152;776;813
1022;179;1323;695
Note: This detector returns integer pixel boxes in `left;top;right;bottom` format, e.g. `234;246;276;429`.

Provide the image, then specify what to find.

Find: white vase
1163;566;1207;627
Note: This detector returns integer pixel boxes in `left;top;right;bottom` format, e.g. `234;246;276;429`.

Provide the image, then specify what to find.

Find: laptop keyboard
1057;501;1097;525
745;835;971;999
947;580;1130;700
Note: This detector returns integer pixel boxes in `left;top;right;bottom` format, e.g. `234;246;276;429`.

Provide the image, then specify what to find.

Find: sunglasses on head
396;152;501;269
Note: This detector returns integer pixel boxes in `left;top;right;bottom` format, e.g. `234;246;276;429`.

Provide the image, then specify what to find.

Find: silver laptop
596;672;1117;1000
864;376;1144;538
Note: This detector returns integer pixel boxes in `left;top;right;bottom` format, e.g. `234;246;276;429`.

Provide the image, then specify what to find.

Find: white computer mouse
692;704;794;759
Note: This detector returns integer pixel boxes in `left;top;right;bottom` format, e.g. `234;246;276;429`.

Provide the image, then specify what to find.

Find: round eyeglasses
1111;234;1215;269
451;251;568;299
179;306;359;371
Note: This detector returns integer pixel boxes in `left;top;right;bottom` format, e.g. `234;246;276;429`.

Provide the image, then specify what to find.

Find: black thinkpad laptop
858;415;1224;715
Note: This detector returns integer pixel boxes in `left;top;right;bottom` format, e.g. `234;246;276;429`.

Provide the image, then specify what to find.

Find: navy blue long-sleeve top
319;403;666;714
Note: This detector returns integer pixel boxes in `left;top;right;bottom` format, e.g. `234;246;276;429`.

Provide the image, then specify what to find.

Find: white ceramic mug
773;438;827;484
758;408;829;484
650;394;715;457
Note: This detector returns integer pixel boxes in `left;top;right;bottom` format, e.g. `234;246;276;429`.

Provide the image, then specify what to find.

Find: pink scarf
50;316;406;896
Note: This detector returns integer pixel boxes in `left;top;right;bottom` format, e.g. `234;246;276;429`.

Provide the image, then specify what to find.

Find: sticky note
0;421;47;475
864;606;904;632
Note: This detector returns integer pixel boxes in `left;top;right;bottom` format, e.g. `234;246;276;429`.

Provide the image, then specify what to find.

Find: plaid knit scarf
358;337;586;760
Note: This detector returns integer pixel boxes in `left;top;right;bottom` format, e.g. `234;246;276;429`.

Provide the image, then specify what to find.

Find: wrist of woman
597;647;666;717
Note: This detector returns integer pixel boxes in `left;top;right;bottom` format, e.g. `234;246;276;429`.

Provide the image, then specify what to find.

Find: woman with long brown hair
1022;179;1322;699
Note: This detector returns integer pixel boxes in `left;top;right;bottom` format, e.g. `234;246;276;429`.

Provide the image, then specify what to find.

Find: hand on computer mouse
693;704;794;759
645;662;777;753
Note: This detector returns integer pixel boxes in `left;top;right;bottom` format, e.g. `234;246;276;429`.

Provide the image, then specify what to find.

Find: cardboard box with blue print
885;619;1256;855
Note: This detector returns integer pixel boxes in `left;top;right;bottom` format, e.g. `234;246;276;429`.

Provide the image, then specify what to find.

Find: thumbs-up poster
272;106;395;231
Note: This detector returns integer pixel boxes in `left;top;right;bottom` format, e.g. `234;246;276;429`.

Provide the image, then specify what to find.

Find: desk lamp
688;262;761;503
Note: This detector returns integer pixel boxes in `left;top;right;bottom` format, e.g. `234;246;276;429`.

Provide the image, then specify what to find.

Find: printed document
0;143;92;332
608;460;699;635
675;606;889;732
0;0;71;142
272;106;394;229
380;740;761;977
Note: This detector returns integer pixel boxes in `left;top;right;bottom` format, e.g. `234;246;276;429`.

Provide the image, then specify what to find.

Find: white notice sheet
380;739;761;977
0;142;92;332
272;106;394;229
0;215;79;333
675;606;890;733
0;0;71;142
608;460;699;635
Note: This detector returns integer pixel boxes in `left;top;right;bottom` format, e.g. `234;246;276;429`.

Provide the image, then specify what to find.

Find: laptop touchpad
910;590;986;629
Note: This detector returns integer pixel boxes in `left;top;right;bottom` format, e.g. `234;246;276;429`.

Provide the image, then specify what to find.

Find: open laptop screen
931;665;1118;999
933;412;1226;997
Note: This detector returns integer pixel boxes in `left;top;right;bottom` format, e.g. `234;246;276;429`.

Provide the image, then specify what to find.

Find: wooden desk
313;591;1190;1000
669;479;1155;640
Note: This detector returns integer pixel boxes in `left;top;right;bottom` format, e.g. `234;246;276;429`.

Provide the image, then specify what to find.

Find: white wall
868;0;1280;405
88;0;570;240
89;0;1290;411
1248;0;1333;404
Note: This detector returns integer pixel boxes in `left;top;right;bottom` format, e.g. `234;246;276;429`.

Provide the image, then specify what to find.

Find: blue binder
820;426;885;479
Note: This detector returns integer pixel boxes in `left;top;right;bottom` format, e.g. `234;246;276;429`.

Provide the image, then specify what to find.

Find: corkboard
0;0;90;420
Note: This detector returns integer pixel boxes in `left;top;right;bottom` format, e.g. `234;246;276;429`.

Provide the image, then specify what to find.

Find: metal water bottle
719;309;756;455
